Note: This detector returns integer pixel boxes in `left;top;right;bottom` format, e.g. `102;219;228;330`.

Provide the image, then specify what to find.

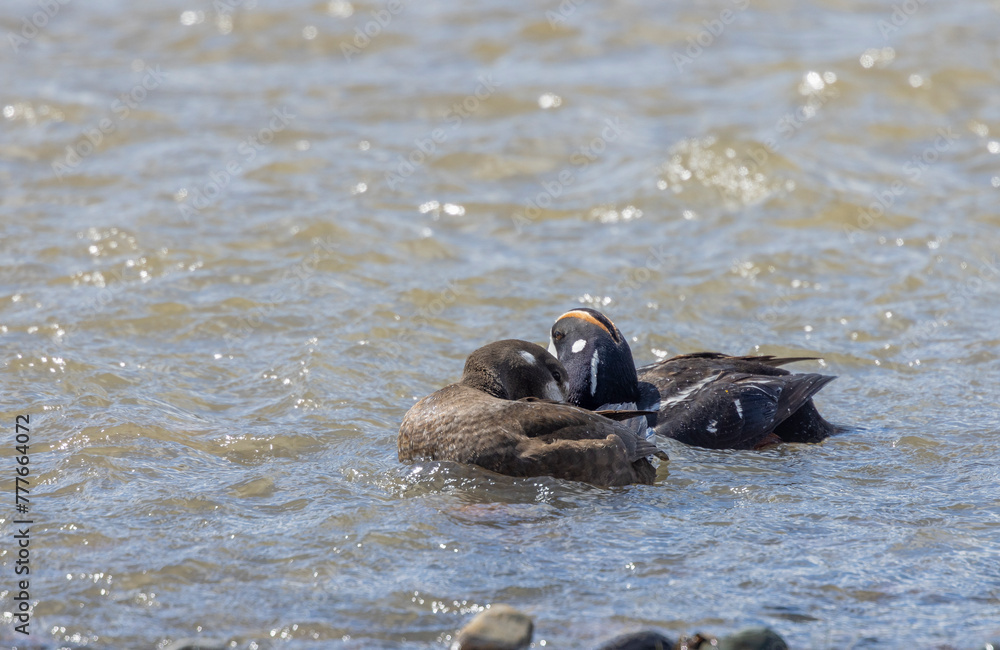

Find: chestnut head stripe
555;309;623;343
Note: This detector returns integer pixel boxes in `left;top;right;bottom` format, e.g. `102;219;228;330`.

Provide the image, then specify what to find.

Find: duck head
460;339;568;402
548;308;640;410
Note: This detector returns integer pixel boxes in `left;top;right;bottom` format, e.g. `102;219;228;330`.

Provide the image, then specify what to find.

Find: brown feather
399;385;663;486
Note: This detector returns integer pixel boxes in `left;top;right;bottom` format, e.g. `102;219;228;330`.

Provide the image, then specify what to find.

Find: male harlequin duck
548;309;837;450
398;339;667;487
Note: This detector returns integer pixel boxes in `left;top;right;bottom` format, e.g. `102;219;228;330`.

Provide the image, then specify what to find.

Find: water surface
2;0;999;647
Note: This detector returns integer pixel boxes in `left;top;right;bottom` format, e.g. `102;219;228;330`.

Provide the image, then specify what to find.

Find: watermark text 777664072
13;414;33;636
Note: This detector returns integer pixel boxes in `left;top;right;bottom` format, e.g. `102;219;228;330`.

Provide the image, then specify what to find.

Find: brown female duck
398;339;666;487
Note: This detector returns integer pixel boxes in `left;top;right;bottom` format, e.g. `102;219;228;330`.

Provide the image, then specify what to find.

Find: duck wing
638;355;836;448
637;352;815;378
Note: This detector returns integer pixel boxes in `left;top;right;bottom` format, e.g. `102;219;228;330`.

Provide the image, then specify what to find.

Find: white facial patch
590;349;600;396
734;398;743;419
547;340;557;357
519;350;537;365
571;339;586;353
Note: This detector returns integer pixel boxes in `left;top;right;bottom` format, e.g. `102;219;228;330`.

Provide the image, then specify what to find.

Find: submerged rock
717;627;788;650
595;627;787;650
596;630;676;650
454;604;533;650
449;605;786;650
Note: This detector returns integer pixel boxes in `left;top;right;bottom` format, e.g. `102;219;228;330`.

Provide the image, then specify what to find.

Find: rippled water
2;0;1000;647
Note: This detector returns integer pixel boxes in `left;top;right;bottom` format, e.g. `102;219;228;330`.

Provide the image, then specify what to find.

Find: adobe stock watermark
653;75;838;208
214;0;256;14
361;280;466;389
340;0;404;61
730;76;839;178
896;252;999;354
511;117;625;232
384;74;501;190
610;244;675;301
6;0;72;54
739;280;803;340
223;236;339;350
876;0;928;40
769;73;839;150
335;279;467;394
844;125;960;242
176;107;296;221
673;0;751;72
50;257;152;348
51;63;167;180
546;0;586;28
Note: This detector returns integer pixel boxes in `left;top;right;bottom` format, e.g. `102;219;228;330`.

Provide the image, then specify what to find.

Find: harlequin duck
398;339;666;487
548;309;837;450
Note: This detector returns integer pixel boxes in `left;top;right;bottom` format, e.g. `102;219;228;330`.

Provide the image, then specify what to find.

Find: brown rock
455;604;533;650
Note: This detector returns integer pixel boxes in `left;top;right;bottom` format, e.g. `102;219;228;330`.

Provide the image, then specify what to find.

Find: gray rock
596;630;676;650
717;627;788;650
454;604;533;650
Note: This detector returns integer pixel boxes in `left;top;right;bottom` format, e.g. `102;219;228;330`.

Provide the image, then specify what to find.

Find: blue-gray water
2;0;999;647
